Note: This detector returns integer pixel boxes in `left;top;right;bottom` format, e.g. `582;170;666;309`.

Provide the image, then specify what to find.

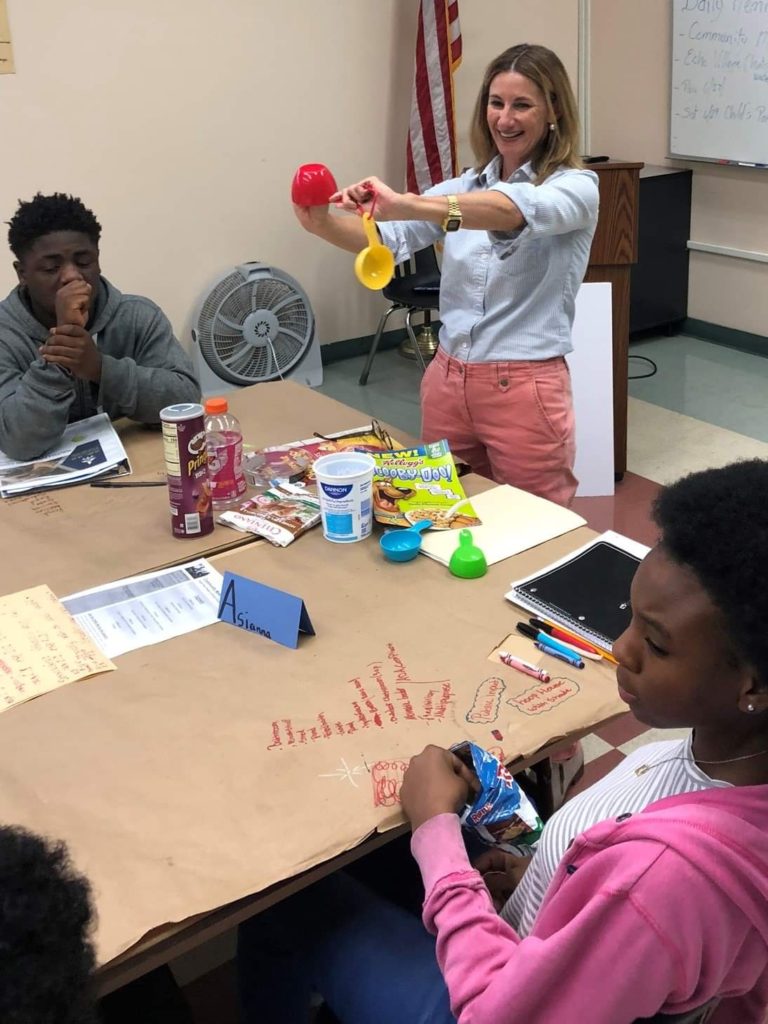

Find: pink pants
420;348;578;507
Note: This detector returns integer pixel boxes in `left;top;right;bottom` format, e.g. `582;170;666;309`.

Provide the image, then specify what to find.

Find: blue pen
517;622;587;662
534;640;585;669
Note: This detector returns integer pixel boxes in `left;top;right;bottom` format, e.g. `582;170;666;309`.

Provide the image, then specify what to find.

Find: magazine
244;422;399;491
0;413;131;498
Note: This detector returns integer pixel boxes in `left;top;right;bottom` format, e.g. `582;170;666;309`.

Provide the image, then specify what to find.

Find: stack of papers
0;413;131;497
419;484;586;567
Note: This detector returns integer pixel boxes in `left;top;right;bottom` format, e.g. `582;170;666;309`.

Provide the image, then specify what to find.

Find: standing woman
293;44;599;506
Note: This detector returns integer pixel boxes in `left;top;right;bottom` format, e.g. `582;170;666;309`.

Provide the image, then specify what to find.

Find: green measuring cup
448;529;488;579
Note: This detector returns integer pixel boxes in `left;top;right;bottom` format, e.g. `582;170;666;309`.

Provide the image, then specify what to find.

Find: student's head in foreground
613;459;768;741
6;192;102;326
0;824;96;1024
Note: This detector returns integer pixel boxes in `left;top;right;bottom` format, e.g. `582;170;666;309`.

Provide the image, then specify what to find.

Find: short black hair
653;459;768;685
0;825;97;1024
7;192;102;260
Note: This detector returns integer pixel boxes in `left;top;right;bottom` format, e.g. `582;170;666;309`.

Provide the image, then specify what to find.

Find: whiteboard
670;0;768;166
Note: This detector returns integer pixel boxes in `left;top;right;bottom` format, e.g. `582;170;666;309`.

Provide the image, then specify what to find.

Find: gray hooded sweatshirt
0;277;200;460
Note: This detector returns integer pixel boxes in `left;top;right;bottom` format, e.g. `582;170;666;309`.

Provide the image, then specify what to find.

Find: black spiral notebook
505;531;650;649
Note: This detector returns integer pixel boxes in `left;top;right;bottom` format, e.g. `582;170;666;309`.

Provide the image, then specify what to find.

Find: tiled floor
176;332;765;1020
629;334;768;442
570;715;691;801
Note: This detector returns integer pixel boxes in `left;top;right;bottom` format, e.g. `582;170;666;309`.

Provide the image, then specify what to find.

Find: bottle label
207;430;246;503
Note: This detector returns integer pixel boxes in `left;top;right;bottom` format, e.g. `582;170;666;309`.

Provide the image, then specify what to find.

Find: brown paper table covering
0;512;624;965
0;382;396;597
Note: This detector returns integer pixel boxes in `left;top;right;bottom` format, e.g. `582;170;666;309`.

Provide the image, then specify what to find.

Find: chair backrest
383;245;441;309
634;997;719;1023
392;244;440;281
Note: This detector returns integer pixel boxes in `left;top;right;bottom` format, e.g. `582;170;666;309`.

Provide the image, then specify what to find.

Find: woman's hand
292;202;331;235
400;744;479;832
473;850;532;911
330;175;408;221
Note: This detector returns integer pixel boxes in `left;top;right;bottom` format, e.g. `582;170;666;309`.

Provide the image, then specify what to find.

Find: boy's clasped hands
39;279;102;383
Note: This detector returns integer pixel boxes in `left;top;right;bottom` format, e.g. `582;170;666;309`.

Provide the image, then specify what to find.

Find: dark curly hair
653;459;768;686
7;193;102;260
0;825;97;1024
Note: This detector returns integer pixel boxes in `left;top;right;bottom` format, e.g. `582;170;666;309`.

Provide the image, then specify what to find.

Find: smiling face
612;545;757;730
486;70;551;178
15;230;100;327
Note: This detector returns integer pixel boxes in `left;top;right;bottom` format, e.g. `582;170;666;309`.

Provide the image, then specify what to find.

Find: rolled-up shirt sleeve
489;169;599;253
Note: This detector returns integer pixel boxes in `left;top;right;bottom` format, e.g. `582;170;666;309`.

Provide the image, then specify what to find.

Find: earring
748;703;756;712
548;122;556;131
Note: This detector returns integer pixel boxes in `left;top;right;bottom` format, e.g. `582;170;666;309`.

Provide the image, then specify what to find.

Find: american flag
406;0;462;194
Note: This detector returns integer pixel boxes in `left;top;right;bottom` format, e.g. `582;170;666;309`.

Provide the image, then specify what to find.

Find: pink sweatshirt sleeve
411;815;699;1024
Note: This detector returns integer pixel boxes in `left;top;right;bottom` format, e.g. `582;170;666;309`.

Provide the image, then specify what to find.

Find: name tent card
217;572;315;649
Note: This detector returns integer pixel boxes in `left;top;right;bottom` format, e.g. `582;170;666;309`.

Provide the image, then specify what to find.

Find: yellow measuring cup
354;212;395;290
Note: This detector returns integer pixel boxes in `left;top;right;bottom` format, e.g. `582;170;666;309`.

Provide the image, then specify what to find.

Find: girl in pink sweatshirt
238;459;768;1023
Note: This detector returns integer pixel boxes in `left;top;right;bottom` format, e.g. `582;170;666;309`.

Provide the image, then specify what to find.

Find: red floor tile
565;748;626;801
572;471;662;547
593;712;650;748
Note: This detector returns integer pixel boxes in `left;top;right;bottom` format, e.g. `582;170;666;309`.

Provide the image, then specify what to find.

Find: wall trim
684;318;768;358
687;241;768;264
320;327;406;365
578;0;591;154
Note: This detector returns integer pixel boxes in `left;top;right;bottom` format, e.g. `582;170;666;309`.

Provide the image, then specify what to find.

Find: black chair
358;245;441;386
636;998;720;1023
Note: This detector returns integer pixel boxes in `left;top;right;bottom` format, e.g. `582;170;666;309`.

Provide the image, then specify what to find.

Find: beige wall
590;0;768;339
0;1;577;352
5;2;760;346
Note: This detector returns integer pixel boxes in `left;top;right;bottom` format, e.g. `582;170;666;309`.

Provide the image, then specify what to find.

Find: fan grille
196;265;315;386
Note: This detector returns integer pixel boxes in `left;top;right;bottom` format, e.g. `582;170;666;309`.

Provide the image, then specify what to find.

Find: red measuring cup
291;163;339;206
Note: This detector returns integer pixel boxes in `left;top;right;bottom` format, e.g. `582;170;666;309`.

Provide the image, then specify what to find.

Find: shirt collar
479;156;536;186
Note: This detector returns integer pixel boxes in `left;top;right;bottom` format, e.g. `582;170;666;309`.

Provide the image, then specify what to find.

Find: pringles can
160;403;214;538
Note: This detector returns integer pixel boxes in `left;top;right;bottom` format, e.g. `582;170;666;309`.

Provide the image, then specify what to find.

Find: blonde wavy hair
469;44;582;183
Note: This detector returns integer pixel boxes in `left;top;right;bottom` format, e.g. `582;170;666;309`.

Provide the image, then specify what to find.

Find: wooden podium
584;160;643;477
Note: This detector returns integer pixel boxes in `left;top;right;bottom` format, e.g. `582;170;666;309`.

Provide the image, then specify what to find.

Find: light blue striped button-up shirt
377;158;599;362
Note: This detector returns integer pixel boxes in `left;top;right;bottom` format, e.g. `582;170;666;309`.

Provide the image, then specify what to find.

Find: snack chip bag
452;741;543;855
217;484;321;547
371;440;480;529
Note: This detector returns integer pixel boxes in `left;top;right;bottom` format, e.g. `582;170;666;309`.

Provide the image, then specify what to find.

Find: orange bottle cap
205;397;228;414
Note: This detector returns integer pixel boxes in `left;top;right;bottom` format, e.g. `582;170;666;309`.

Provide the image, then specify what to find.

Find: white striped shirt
502;734;731;936
377;158;599;362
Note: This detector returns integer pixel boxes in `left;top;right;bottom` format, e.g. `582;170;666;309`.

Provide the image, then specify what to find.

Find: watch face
445;217;461;232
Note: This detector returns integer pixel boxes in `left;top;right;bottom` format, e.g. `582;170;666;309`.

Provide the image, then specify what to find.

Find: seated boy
0;192;200;460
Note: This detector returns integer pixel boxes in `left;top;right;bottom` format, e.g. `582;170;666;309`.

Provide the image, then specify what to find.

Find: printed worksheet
61;560;224;658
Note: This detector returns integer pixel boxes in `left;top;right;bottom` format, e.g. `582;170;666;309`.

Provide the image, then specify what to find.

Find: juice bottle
204;397;247;510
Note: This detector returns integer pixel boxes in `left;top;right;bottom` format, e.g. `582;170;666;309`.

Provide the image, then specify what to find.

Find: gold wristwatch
442;194;462;232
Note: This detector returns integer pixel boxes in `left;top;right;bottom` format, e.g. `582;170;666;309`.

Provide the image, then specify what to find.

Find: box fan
191;262;322;393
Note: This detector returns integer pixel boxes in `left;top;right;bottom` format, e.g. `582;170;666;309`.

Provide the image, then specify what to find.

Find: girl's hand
400;744;479;831
473;850;532;911
329;176;406;221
